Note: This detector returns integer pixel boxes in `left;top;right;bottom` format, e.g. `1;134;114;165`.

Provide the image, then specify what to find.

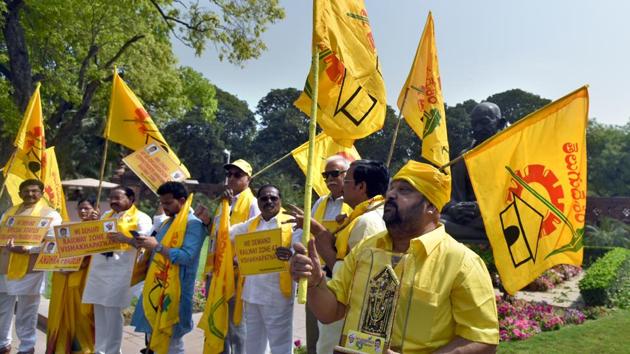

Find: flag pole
385;89;409;168
250;150;293;179
0;150;17;200
97;67;116;206
298;0;320;305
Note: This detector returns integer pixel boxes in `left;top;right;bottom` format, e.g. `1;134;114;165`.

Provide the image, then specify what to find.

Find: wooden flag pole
298;1;321;305
97;67;116;206
250;150;293;179
385;89;409;168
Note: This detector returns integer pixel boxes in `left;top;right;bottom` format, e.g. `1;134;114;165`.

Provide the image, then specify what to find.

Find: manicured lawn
498;309;630;353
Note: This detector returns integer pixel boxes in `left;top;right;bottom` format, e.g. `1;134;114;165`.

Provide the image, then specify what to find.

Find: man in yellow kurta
197;159;259;354
0;179;62;354
285;159;389;353
290;161;499;353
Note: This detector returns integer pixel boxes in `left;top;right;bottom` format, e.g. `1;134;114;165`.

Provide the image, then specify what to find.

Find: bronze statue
441;102;507;242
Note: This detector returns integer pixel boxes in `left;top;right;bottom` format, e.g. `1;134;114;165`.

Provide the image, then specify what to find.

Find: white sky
173;0;630;126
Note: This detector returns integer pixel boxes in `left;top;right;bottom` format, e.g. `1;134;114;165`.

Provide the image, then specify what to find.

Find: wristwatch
155;244;164;253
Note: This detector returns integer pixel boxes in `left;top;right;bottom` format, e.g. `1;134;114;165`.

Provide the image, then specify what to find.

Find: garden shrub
579;247;630;307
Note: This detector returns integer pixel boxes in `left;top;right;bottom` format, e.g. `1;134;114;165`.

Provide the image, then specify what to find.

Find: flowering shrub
497;296;585;341
525;264;582;291
193;279;208;313
293;339;307;354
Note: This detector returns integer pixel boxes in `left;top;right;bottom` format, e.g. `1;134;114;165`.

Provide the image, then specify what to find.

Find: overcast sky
173;0;630;126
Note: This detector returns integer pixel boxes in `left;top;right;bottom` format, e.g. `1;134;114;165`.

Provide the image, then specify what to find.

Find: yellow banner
0;215;52;246
33;239;83;271
397;12;450;169
291;133;361;196
123;143;190;193
54;219;122;258
294;0;386;144
464;86;589;294
234;228;286;276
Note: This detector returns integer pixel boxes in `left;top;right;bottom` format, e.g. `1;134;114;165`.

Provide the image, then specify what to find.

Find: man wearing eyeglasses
230;185;302;354
285;159;389;353
197;159;259;354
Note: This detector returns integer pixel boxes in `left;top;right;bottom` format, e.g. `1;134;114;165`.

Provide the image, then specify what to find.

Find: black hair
157;181;189;199
19;179;44;192
350;160;389;198
111;186;136;202
77;196;97;208
256;184;282;199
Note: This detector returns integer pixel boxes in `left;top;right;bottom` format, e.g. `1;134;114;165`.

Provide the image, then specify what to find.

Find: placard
0;215;52;246
54;219;123;258
33;240;83;271
234;228;286;276
123;143;189;193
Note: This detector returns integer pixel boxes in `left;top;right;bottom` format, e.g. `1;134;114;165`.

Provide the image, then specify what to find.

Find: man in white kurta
230;185;301;354
0;180;62;354
82;187;152;354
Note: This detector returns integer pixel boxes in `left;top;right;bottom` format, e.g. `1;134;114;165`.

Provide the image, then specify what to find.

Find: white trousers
317;318;344;354
0;293;40;352
93;304;124;354
244;301;293;354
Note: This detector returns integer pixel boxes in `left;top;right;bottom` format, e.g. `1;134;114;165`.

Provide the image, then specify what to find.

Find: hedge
579;247;630;307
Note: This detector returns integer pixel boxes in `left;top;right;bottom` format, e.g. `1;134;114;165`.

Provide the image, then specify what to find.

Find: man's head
157;182;189;217
470;102;506;145
256;184;282;221
224;159;253;195
343;160;389;208
19;179;45;206
322;155;350;199
109;187;135;213
384;161;451;233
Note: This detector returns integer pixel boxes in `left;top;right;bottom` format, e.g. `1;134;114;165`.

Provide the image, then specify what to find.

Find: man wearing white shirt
230;185;300;354
82;187;152;354
0;179;62;354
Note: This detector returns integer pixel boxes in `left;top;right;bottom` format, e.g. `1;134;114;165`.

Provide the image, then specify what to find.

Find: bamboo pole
297;0;321;305
250;150;293;179
97;67;116;206
385;89;409;168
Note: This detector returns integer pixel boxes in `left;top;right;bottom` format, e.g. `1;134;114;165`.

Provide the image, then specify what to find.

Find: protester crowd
0;156;499;354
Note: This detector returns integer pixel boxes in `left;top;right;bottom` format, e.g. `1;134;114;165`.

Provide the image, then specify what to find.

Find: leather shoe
0;345;10;354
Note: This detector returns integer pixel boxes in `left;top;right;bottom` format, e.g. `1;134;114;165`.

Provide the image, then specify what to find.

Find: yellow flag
142;194;193;353
398;12;450;168
4;83;47;181
199;199;234;354
104;71;189;175
291;133;361;196
464;86;588;295
294;0;386;145
42;147;69;221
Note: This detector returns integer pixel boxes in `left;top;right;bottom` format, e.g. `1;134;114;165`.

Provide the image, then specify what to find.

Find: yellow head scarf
392;160;451;211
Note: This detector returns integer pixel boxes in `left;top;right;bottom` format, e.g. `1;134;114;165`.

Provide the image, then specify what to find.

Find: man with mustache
82;186;152;354
0;179;62;354
285;159;388;353
290;161;499;353
230;185;301;354
442;102;507;241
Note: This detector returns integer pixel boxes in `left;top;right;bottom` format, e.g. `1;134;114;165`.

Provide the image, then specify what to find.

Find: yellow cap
224;159;253;177
392;160;451;211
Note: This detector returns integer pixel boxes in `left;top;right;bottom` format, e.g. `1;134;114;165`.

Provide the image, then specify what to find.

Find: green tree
0;0;284;167
586;119;630;196
485;89;551;124
214;87;257;160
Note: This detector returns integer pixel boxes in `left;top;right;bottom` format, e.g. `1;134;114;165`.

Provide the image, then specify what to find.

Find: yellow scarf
334;195;384;259
102;204;140;251
245;212;293;298
5;199;46;280
142;194;193;354
313;194;353;229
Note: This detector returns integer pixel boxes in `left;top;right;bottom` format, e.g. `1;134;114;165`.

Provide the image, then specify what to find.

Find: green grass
498;309;630;353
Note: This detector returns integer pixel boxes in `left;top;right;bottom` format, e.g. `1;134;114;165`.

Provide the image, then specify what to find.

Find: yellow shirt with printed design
327;225;499;353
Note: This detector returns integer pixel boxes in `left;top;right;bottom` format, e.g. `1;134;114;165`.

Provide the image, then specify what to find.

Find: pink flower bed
497;296;586;341
524;264;582;292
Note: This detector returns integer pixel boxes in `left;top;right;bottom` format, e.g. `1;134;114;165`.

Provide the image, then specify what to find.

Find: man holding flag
131;182;205;353
0;179;62;354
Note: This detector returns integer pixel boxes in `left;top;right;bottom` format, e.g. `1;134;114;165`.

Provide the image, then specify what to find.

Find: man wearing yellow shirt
286;159;388;353
290;161;499;353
